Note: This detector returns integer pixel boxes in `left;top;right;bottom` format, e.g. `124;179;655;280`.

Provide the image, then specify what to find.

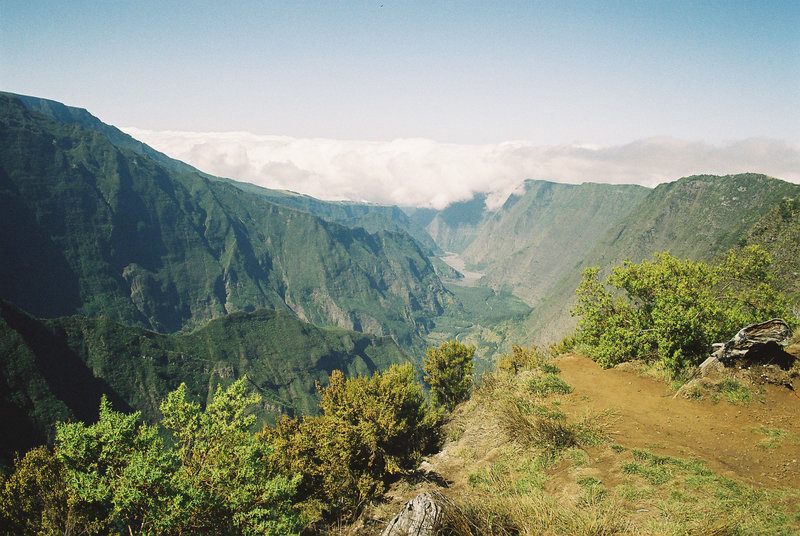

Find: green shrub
424;340;475;411
572;247;792;374
266;363;430;521
50;380;303;536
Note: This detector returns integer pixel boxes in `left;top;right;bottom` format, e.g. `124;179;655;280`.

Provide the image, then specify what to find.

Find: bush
266;363;430;521
572;247;792;374
424;340;475;411
52;380;302;536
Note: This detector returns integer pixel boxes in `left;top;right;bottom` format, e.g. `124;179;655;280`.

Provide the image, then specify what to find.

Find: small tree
265;363;429;521
159;380;302;536
56;397;171;536
572;247;792;374
0;446;104;535
53;380;302;536
424;340;475;411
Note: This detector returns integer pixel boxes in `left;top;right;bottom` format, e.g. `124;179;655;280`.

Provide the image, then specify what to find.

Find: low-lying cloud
122;128;800;210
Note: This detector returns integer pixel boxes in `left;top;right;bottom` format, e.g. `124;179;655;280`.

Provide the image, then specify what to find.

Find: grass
755;427;800;449
526;373;573;396
680;376;760;406
717;378;754;405
420;359;800;536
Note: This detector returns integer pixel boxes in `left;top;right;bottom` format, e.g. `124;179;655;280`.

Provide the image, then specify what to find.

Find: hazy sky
3;1;799;207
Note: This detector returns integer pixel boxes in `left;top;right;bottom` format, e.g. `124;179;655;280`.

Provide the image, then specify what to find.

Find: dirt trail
556;354;800;488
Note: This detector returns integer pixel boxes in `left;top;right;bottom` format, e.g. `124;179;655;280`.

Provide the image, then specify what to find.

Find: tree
0;445;107;535
56;397;171;536
424;340;475;411
52;379;302;536
158;380;302;536
265;363;430;522
572;247;793;374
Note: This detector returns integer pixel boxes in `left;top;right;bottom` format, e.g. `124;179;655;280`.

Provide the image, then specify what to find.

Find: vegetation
744;194;800;313
3;92;800;535
572;246;793;373
0;92;450;346
1;380;303;536
0;340;474;533
267;363;433;523
424;340;476;411
425;350;799;536
0;301;409;466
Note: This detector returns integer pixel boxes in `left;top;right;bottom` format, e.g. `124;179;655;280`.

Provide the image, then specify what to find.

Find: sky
2;1;799;207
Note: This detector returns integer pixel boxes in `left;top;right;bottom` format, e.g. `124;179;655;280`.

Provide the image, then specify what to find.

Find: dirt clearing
556;353;800;488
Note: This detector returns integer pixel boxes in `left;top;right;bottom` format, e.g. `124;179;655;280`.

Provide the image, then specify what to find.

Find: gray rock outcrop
712;318;792;362
382;492;441;536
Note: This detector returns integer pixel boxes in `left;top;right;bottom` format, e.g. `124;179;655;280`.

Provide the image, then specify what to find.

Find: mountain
419;174;800;347
742;194;800;309
6;92;440;255
0;300;408;466
0;93;452;346
522;174;800;343
583;173;800;268
225;182;442;255
459;180;649;305
424;193;490;253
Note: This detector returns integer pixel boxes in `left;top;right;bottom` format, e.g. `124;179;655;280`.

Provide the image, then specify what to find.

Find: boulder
675;319;795;398
382;492;441;536
712;318;792;363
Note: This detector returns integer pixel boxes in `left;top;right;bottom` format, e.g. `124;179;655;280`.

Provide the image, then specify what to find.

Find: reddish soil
556;353;800;489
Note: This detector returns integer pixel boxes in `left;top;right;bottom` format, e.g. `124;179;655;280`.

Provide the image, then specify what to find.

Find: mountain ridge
0;92;452;347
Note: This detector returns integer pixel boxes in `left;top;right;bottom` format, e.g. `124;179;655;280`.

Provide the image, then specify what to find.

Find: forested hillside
0;300;407;465
0;93;451;346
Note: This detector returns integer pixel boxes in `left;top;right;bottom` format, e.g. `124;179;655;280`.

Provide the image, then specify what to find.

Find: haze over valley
1;2;799;534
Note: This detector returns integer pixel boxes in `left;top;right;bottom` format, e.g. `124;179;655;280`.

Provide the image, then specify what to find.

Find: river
439;252;485;286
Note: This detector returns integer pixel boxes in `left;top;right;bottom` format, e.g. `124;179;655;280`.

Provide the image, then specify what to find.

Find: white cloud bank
122;128;800;210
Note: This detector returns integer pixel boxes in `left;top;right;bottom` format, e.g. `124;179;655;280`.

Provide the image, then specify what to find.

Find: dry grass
414;362;800;536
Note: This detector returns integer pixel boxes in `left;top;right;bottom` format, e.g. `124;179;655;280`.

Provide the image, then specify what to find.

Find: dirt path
556;354;800;488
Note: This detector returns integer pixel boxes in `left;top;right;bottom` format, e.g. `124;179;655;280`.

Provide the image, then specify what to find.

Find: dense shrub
572;246;792;373
2;380;303;536
424;340;475;411
266;363;431;521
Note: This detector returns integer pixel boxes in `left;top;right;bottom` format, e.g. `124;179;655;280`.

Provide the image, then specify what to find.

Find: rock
674;319;795;398
696;355;724;376
382;492;441;536
712;319;792;362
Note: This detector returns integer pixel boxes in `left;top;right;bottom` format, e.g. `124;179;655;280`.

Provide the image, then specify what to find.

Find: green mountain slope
460;180;649;305
742;195;800;310
226;181;442;255
0;300;407;465
6;92;440;255
2;91;210;180
523;174;800;343
0;93;451;345
424;193;490;253
585;174;800;267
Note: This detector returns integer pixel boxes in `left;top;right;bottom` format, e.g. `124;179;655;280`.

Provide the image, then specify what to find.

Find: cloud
122;128;800;210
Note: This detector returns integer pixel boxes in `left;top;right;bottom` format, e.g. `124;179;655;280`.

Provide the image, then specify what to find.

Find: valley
438;252;484;286
1;91;799;535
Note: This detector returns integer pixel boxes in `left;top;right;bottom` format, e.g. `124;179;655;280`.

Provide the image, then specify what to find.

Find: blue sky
3;1;798;144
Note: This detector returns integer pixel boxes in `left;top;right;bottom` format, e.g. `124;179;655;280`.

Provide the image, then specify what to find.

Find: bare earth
357;352;800;533
555;353;800;489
